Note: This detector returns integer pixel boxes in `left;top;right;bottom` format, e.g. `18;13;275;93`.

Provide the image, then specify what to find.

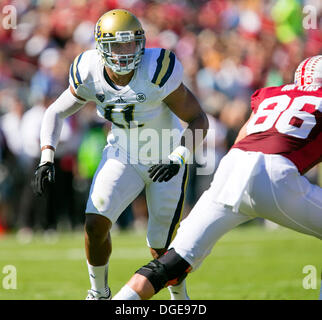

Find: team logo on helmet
294;55;322;86
96;19;102;39
305;75;313;85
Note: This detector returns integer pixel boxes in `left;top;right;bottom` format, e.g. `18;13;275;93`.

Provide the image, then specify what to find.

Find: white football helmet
94;9;145;75
294;55;322;86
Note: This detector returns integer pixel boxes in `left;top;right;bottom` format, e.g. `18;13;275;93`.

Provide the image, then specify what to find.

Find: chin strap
114;69;133;75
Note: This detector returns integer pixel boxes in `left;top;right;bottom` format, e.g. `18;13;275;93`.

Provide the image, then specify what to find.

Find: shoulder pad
251;88;262;100
69;50;99;101
69;52;85;89
151;48;177;88
69;50;98;89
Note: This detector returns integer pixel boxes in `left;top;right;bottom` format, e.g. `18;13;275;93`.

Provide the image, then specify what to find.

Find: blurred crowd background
0;0;321;237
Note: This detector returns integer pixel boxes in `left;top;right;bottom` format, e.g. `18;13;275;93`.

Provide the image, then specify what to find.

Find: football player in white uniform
33;9;208;300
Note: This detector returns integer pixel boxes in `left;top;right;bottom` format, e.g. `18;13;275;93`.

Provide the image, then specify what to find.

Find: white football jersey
69;48;184;163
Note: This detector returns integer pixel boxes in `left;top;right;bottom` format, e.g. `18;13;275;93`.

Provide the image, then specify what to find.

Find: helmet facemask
97;31;145;75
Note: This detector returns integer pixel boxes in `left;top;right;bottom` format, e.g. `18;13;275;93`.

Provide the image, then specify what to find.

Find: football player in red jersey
112;56;322;300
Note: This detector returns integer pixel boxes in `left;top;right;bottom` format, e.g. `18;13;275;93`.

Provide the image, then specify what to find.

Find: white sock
87;261;109;294
168;279;190;300
112;284;141;300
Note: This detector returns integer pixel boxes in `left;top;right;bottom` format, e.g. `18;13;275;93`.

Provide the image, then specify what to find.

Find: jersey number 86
247;95;322;139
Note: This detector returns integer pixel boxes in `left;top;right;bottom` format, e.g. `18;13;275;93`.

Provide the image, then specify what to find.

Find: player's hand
148;162;180;182
33;162;55;196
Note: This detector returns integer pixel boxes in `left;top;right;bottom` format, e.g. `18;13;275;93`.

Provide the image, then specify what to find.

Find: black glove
148;161;180;182
33;162;55;196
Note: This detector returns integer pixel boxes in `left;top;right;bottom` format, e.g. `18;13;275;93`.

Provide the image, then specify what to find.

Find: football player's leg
85;146;145;299
113;189;253;300
85;214;112;299
275;175;322;238
113;247;190;300
169;189;254;271
248;155;322;239
145;164;190;300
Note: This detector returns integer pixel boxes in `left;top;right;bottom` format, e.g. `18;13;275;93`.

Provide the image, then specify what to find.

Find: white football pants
170;149;322;270
86;144;189;249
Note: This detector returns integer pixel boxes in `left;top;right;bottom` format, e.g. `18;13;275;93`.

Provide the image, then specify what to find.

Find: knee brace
135;248;192;293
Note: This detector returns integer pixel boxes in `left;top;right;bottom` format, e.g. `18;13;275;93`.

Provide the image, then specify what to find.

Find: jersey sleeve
149;48;183;100
69;52;95;101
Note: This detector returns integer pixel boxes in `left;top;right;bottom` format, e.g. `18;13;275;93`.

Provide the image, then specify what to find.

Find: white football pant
86;144;189;249
170;148;322;270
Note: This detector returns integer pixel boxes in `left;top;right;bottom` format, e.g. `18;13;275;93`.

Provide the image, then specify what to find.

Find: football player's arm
234;112;254;144
40;85;86;157
148;83;208;183
34;86;87;196
164;83;209;158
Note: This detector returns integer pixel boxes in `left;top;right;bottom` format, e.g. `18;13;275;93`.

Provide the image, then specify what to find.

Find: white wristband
168;146;190;166
40;148;55;164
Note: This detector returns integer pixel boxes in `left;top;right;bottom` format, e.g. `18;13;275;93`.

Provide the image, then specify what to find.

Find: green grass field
0;224;320;300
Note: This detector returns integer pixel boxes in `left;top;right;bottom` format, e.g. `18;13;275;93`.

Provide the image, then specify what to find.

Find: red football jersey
233;85;322;174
